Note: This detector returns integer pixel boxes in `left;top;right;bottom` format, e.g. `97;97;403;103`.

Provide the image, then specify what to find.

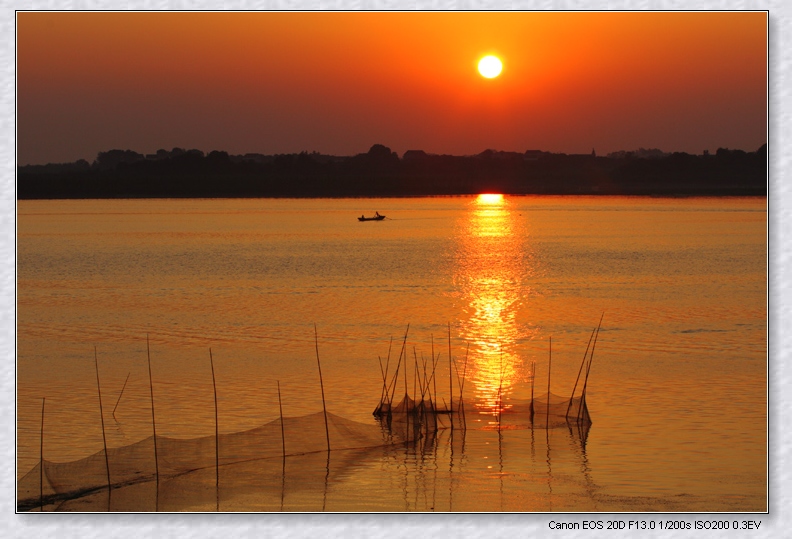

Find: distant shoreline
16;191;768;202
18;145;767;200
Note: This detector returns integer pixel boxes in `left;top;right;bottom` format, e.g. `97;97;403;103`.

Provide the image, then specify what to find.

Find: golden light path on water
454;194;538;417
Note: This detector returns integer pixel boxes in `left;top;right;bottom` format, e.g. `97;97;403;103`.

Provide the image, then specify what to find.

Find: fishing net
501;393;591;428
18;390;592;511
18;319;601;511
17;411;396;512
373;391;590;437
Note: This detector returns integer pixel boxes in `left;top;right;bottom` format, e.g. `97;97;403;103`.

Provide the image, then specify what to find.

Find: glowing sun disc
478;56;503;78
477;193;504;204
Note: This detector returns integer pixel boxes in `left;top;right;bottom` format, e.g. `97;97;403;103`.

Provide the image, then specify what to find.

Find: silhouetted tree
94;149;144;169
17;143;767;199
367;144;395;159
207;150;230;163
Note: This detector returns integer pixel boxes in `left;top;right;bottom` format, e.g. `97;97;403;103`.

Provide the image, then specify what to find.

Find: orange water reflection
454;195;537;416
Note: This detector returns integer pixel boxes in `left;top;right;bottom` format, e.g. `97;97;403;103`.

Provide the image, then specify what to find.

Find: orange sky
17;12;767;165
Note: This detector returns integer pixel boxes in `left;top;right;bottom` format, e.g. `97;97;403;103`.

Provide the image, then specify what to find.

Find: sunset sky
17;11;767;165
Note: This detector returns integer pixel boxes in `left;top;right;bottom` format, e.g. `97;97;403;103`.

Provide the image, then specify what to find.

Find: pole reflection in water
453;194;538;416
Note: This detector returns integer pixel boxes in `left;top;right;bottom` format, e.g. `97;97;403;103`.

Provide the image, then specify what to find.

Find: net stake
39;397;45;511
448;322;453;421
546;337;552;429
111;372;131;421
315;324;330;453
94;346;111;494
209;348;219;511
146;334;159;487
277;380;286;460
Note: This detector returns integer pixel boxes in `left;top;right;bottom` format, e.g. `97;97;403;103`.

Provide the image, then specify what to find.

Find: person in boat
375;211;380;217
361;214;365;219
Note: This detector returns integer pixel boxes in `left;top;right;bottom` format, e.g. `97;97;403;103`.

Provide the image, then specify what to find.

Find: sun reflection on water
454;195;537;416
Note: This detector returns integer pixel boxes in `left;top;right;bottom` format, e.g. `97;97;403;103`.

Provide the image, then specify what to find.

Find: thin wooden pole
419;352;427;402
405;344;409;401
458;342;470;412
209;348;219;510
146;334;159;484
277;381;286;459
386;346;402;408
566;322;599;419
94;346;111;493
432;351;440;406
388;324;409;407
448;322;453;417
111;372;131;421
581;326;601;395
498;345;503;427
431;335;437;410
530;360;535;423
385;336;393;374
377;356;387;412
579;356;595;423
418;355;425;433
277;380;286;511
546;337;552;428
377;336;394;410
40;397;45;511
314;324;331;453
412;349;418;406
384;337;392;405
578;318;603;423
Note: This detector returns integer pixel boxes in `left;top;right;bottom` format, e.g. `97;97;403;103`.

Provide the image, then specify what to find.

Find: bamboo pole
458;342;470;413
277;380;286;511
419;352;428;403
385;336;393;380
417;355;425;433
209;348;219;510
377;356;387;412
376;339;394;413
314;324;330;453
579;358;594;423
386;345;402;408
578;318;603;423
277;380;286;459
546;337;552;428
580;326;601;399
388;325;409;408
94;346;111;493
412;348;418;409
431;335;437;411
430;350;440;417
448;322;452;417
39;397;45;511
385;338;392;407
405;347;410;445
380;336;394;409
385;348;401;409
406;345;411;402
146;334;159;485
111;372;131;421
498;345;504;426
566;322;598;419
530;360;535;424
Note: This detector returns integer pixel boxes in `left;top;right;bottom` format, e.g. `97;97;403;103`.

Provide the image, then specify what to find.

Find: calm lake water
16;195;766;511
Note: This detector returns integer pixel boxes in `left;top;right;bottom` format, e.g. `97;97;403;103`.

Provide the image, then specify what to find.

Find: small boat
358;212;386;222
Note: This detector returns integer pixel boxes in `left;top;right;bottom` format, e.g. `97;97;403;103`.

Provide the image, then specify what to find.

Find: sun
477;193;504;205
478;55;503;79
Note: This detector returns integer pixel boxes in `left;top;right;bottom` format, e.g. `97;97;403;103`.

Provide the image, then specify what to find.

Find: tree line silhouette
17;143;766;199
